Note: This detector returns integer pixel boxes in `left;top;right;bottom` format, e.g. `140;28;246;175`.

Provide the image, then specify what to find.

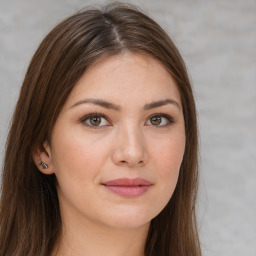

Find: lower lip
103;185;151;197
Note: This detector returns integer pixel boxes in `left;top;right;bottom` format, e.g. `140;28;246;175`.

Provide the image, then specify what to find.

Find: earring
39;161;48;169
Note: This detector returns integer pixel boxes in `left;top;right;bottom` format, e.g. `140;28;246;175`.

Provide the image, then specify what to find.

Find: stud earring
39;161;48;169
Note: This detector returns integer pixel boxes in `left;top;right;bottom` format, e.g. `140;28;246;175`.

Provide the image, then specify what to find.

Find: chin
106;217;151;230
98;207;158;230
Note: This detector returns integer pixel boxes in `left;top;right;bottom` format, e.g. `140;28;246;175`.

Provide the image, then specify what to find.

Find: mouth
102;178;152;197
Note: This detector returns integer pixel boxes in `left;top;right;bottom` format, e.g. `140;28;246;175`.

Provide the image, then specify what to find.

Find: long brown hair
0;2;201;256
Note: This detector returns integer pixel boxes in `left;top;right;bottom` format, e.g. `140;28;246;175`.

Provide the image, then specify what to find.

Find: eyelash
79;113;174;129
80;112;111;129
146;113;174;127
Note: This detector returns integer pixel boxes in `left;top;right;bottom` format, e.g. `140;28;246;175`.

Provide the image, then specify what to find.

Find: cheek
50;129;113;188
51;135;91;180
152;135;185;194
50;134;108;208
153;134;185;168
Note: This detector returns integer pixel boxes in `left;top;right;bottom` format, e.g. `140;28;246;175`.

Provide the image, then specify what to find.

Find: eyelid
145;113;174;127
80;112;112;128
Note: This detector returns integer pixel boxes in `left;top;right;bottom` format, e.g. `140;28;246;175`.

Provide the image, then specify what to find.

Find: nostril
118;159;144;167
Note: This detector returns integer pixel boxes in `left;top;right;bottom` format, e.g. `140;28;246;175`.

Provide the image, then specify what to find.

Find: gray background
0;0;255;255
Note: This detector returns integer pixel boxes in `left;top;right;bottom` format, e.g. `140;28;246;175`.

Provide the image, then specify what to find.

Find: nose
111;125;149;168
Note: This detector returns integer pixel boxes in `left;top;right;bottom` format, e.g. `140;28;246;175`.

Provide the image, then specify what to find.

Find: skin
34;52;186;256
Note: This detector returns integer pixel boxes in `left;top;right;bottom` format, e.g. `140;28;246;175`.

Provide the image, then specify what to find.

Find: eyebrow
143;99;180;110
71;99;121;111
70;98;180;111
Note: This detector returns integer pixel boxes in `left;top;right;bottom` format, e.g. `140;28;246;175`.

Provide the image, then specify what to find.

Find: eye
80;113;110;128
146;114;174;127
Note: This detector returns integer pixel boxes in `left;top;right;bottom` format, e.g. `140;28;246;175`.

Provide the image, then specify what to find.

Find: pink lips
102;178;152;197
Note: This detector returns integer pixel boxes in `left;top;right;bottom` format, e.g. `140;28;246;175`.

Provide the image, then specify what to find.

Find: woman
0;2;201;256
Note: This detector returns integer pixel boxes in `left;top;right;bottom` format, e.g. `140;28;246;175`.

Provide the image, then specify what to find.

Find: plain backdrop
0;0;255;255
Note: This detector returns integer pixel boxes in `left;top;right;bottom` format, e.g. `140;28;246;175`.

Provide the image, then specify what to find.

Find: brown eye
150;116;161;125
146;114;174;127
81;114;110;128
90;117;101;126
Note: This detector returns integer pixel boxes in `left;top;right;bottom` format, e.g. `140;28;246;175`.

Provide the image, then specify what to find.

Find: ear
32;141;55;175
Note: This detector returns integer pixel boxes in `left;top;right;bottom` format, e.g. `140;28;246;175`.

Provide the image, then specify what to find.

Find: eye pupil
150;116;161;125
90;117;101;126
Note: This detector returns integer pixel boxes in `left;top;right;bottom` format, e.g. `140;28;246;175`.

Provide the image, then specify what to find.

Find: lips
102;178;152;197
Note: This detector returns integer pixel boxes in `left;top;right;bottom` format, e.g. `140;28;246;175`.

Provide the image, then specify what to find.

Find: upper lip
102;178;152;186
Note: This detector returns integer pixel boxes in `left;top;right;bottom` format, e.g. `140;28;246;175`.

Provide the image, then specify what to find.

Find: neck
53;213;150;256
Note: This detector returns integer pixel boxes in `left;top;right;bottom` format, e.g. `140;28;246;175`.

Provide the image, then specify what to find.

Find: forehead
63;52;181;108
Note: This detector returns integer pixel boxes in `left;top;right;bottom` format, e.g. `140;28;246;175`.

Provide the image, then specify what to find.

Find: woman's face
40;52;185;229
